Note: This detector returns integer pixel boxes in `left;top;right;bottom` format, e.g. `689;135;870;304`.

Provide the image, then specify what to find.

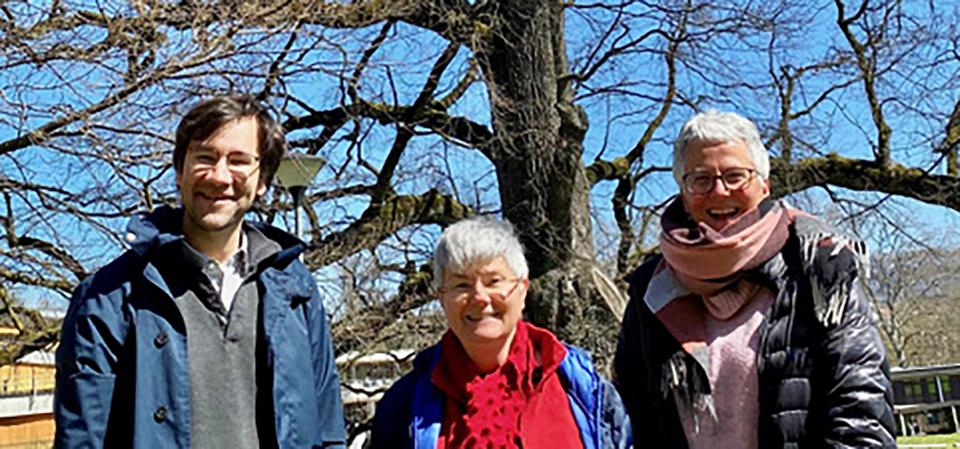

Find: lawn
898;433;960;446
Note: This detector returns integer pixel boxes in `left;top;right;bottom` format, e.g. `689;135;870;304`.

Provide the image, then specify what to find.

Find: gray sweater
155;226;281;449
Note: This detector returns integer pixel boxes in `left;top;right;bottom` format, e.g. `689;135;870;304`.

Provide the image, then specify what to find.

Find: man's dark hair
174;94;285;190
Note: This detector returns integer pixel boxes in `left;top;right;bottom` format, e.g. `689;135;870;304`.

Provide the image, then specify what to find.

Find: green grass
898;433;960;445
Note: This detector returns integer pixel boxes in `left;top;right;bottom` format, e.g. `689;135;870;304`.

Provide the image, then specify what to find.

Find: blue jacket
54;207;346;449
369;342;632;449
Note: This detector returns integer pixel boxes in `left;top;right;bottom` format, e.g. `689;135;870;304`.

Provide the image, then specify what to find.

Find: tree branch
0;265;74;292
304;189;471;268
834;0;892;165
772;154;960;211
287;102;493;153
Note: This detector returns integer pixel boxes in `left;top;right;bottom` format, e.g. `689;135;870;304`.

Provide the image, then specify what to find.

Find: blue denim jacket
370;342;632;449
54;207;346;449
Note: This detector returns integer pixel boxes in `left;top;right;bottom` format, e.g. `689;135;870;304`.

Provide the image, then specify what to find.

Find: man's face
176;117;265;237
438;257;528;353
680;138;770;231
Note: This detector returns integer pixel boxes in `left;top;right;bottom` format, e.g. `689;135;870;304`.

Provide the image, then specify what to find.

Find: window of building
906;383;923;400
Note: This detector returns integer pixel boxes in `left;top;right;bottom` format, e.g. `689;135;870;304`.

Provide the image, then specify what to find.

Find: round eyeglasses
440;277;523;301
682;167;756;195
189;150;261;181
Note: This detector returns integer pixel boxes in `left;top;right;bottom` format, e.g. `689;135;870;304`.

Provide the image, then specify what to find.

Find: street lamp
275;154;326;242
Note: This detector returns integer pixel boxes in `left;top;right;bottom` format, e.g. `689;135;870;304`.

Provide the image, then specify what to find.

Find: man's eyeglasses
682;167;756;195
440;276;523;301
189;150;261;181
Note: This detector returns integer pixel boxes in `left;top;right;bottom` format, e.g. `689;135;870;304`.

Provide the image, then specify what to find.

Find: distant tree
0;286;60;364
862;221;960;367
900;294;960;367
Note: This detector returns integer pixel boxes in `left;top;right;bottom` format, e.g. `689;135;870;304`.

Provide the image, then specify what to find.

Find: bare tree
2;3;960;440
862;220;960;367
900;294;960;367
0;285;60;363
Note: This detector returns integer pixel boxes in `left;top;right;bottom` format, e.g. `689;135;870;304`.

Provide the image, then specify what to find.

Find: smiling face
439;256;528;357
680;138;770;231
176;117;266;239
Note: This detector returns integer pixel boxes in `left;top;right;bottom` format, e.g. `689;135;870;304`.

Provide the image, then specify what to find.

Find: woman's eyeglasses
440;277;523;301
682;167;756;195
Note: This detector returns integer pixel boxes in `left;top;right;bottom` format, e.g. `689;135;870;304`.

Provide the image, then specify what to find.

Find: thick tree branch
371;129;414;201
287;102;493;153
622;17;683;166
768;57;857;160
436;59;479;109
937;98;960;175
304;189;471;268
0;74;162;155
587;16;683;277
0;286;25;333
585;157;631;184
258;21;303;100
772;154;960;211
294;0;475;41
370;42;462;201
349;21;395;102
410;42;461;113
0;28;234;157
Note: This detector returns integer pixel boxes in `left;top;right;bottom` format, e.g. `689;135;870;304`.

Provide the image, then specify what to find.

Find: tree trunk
476;0;619;365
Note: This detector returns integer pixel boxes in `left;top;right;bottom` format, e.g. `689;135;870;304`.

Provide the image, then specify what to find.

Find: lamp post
275;154;326;242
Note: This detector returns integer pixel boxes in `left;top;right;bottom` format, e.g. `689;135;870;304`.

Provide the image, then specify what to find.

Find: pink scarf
652;198;794;446
660;198;792;303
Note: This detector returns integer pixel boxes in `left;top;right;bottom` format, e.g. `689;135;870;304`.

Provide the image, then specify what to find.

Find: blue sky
2;1;959;313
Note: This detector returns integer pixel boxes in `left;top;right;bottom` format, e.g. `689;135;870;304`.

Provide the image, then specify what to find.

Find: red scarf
431;321;582;449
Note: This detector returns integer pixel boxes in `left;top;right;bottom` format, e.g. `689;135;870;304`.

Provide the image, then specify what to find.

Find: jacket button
154;406;168;423
154;331;169;348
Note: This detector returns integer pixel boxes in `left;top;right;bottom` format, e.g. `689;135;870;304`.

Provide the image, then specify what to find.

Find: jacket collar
412;344;443;373
124;205;307;267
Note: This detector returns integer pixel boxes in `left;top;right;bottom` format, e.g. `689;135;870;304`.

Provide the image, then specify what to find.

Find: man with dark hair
54;94;346;449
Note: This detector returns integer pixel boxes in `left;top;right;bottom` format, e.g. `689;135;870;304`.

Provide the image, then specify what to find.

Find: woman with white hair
370;217;631;449
613;110;896;448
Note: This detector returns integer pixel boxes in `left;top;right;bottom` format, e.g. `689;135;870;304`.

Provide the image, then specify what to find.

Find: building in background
892;363;960;436
336;349;415;449
0;348;55;449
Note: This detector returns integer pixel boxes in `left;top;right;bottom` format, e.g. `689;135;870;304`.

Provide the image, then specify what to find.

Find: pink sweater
679;287;774;449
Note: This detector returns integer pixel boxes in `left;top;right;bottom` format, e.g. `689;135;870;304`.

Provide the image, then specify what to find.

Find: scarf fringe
661;352;716;432
795;224;870;327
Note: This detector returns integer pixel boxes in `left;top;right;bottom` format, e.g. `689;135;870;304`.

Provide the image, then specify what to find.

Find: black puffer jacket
613;216;896;448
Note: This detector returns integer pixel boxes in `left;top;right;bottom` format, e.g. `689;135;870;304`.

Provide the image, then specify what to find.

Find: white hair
433;217;529;287
672;110;770;185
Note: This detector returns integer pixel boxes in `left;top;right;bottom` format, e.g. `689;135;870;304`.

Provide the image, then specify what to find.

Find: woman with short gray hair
370;217;631;449
614;110;895;448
